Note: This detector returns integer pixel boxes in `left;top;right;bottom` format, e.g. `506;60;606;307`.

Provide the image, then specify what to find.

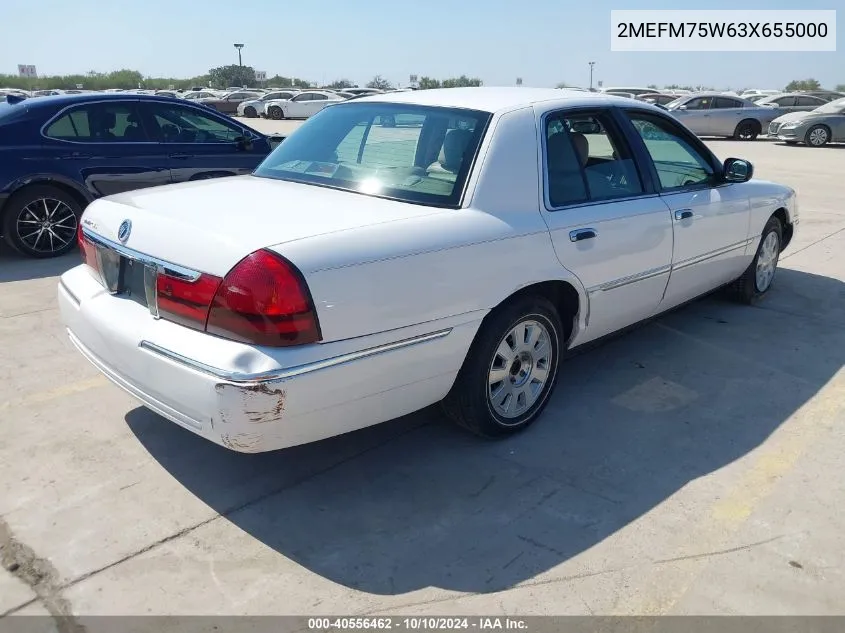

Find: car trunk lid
81;174;445;277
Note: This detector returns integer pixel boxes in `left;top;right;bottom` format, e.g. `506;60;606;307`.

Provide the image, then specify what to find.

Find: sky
1;0;841;90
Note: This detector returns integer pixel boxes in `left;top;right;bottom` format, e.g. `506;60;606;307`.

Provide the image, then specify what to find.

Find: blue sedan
0;93;281;258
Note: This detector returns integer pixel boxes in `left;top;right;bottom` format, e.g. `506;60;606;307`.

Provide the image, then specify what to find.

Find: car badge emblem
118;219;132;243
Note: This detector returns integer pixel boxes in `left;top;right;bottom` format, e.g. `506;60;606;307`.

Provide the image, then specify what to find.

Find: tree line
0;66;484;92
4;68;839;94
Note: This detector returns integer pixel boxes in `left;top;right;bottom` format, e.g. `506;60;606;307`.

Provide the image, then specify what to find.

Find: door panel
830;113;845;140
672;96;713;135
710;98;746;136
541;109;674;344
139;102;265;182
546;200;674;341
284;95;308;118
41;100;170;197
659;186;751;302
306;100;327;117
624;110;752;309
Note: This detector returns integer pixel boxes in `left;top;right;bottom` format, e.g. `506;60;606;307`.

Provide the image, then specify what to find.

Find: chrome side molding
138;328;453;384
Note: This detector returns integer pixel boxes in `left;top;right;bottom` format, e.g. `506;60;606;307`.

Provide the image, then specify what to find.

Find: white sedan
59;88;798;453
264;90;345;119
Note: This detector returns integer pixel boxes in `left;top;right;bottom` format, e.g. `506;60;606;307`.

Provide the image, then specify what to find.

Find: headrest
546;132;579;171
439;128;473;173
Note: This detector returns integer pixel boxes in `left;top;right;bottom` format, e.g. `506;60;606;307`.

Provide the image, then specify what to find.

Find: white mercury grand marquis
59;88;798;453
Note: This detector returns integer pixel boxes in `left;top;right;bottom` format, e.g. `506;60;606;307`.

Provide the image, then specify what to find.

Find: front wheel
441;296;563;437
268;106;284;120
244;106;257;118
727;216;782;304
2;185;82;258
805;124;829;147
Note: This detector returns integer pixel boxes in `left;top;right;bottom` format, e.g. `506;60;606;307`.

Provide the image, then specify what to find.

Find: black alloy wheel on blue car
2;185;82;258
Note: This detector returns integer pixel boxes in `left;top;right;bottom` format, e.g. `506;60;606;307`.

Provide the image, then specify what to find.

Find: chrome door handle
674;209;693;221
569;228;597;242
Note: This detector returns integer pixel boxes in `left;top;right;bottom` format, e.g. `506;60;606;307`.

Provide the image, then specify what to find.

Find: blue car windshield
253;102;491;208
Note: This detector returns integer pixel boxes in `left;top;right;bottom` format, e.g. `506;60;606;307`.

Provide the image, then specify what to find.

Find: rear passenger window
544;111;644;208
45;103;145;142
712;97;743;109
45;111;90;139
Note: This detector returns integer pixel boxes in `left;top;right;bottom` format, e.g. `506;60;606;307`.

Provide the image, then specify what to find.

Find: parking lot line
0;375;108;413
629;366;844;614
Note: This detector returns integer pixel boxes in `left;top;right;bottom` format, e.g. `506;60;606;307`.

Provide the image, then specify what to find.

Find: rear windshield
253;102;491;207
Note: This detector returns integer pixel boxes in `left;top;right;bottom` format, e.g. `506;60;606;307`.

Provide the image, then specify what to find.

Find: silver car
756;93;828;113
666;93;782;140
769;97;845;147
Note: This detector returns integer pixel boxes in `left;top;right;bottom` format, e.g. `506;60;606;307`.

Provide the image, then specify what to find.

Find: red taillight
205;250;321;347
156;272;222;330
78;227;98;270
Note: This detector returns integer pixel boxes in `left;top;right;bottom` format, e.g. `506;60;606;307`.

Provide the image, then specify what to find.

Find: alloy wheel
487;319;553;422
16;198;78;254
755;231;780;292
808;126;829;146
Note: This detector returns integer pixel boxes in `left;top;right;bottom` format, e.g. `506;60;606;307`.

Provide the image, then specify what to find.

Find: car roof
349;87;654;114
16;92;196;109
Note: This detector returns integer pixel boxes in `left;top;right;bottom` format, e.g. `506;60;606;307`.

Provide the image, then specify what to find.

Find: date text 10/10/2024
307;617;529;631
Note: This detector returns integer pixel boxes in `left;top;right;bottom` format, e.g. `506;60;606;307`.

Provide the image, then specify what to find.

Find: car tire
269;106;284;120
805;124;830;147
2;185;83;258
733;119;760;141
727;215;782;305
441;295;563;438
244;106;257;118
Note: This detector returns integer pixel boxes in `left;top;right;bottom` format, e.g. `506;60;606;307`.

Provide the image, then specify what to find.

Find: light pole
588;61;596;91
234;43;244;67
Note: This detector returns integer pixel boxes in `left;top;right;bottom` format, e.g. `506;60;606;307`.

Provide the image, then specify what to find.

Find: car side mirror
268;135;286;150
234;135;254;151
678;104;688;111
723;157;753;183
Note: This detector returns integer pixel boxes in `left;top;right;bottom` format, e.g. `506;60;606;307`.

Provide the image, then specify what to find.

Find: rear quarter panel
0;114;93;211
276;107;588;344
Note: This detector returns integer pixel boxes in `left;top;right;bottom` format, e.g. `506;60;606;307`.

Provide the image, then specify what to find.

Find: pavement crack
651;534;787;565
0;517;86;632
780;225;845;261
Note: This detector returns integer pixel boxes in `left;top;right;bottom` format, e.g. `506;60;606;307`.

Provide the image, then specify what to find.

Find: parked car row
595;87;845;143
0;92;286;258
664;93;783;140
236;87;390;119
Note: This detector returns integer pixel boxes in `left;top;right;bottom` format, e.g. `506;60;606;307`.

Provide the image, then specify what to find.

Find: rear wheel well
493;281;580;345
772;207;792;250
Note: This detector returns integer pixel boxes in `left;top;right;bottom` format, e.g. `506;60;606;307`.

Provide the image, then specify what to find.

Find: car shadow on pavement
0;248;80;283
127;267;844;595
